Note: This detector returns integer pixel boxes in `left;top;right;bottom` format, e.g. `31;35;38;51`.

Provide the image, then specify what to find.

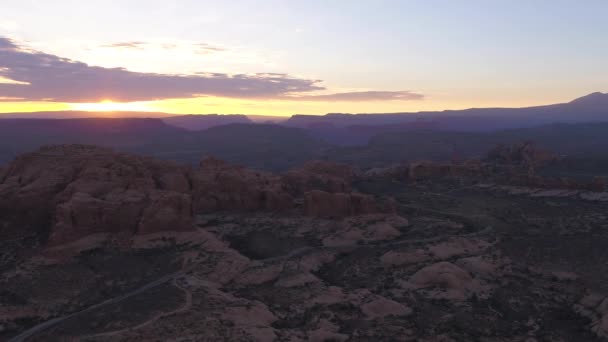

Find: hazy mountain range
0;92;607;170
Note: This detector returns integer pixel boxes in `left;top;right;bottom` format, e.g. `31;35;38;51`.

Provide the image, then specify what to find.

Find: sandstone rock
138;191;193;235
303;190;381;217
409;262;481;301
0;145;197;246
361;297;412;319
192;156;294;212
234;264;284;286
381;249;430;266
308;322;349;342
321;215;404;246
456;256;500;277
0;145;391;251
282;160;354;194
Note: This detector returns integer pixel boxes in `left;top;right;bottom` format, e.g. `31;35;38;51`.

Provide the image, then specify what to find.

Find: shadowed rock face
0;145;392;248
192;156;294;212
0;145;195;246
303;190;393;218
282;160;355;194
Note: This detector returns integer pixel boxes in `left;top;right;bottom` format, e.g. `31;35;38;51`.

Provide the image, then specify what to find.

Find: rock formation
282;160;354;194
0;145;195;246
192;156;293;212
303;190;394;218
0;145;392;247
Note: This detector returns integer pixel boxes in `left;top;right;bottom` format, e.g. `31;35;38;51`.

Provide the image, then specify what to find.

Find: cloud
100;41;147;50
100;41;227;54
0;37;324;102
0;36;424;104
287;90;424;102
195;43;227;55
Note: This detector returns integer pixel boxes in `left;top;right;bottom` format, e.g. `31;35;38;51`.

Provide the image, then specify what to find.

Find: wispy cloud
100;41;148;50
0;37;323;102
100;40;227;54
0;36;423;104
287;90;424;102
195;42;227;55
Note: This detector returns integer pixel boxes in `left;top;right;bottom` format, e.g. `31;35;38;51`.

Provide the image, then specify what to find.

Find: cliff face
0;145;392;247
0;145;196;246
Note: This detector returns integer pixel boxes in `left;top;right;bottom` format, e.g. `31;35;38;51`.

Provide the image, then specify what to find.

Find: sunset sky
1;0;607;116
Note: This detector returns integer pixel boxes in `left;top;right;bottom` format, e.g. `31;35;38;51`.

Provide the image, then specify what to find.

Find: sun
70;100;153;112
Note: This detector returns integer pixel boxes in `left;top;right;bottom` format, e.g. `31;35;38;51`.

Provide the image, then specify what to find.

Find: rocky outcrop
575;293;608;338
282;160;354;195
409;262;482;301
192;156;293;212
0;145;392;248
407;159;495;182
0;145;195;246
303;190;393;218
485;141;556;170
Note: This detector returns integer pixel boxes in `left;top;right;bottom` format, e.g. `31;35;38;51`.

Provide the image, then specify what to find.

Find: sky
0;0;607;116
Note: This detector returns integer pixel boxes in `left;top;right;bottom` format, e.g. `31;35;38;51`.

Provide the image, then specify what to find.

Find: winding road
8;270;186;342
9;203;494;341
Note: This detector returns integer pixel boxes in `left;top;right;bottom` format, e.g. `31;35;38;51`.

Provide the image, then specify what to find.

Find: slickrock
409;262;482;301
360;297;413;319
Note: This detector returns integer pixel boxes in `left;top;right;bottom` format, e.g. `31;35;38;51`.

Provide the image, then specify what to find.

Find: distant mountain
285;92;608;132
246;115;289;124
162;114;252;130
324;122;608;168
0;119;327;171
568;91;608;108
169;124;328;170
1;93;608;169
0;111;288;132
0;118;185;164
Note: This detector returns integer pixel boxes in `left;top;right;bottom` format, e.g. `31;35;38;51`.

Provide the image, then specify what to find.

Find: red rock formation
0;145;195;246
404;160;489;183
485;141;556;176
303;190;393;218
282;160;354;195
0;145;395;248
192;156;293;212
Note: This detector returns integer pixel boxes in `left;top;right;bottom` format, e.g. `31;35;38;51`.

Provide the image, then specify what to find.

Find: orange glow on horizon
0;93;581;117
69;100;156;112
